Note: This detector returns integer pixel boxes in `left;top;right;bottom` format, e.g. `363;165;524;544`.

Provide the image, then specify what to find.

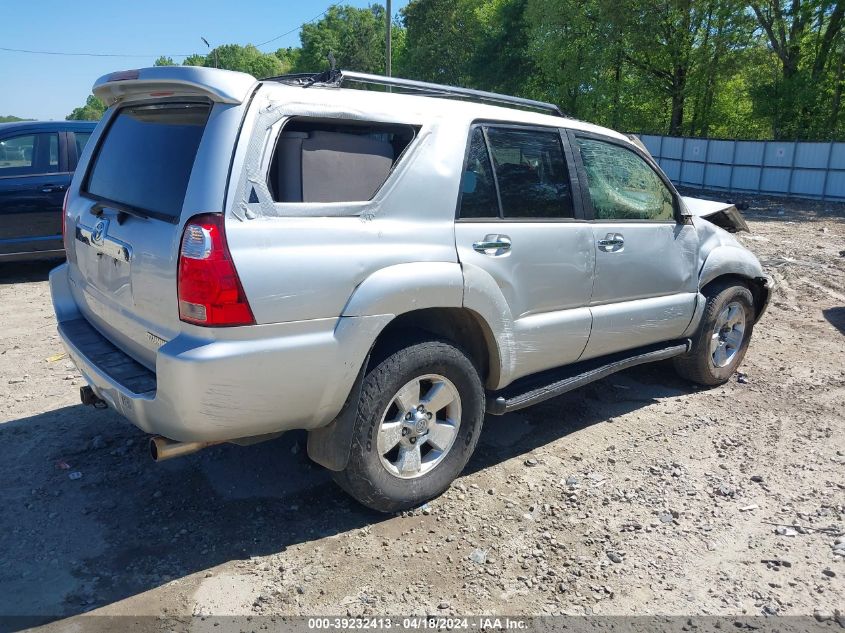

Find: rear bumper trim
59;318;156;395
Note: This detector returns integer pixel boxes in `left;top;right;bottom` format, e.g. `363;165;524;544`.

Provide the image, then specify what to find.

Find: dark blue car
0;120;96;261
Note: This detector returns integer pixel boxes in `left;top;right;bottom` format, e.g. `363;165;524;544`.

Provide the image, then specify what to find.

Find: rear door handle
41;184;67;193
473;235;511;255
597;233;624;252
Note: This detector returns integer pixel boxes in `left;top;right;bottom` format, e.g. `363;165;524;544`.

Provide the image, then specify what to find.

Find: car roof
259;80;631;144
92;66;632;145
0;120;97;136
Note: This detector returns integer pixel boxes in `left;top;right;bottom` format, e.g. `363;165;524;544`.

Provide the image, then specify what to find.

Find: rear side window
267;119;416;203
85;103;210;221
459;128;499;219
73;132;92;159
487;128;573;219
48;134;59;169
575;137;674;221
0;133;60;176
458;126;574;220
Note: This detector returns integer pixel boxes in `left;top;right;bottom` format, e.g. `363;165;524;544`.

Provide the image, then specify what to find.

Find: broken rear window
267;119;417;204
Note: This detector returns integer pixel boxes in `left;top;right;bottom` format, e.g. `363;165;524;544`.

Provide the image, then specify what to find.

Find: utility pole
386;0;392;77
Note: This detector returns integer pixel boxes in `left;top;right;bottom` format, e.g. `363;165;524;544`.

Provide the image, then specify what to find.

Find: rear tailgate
64;67;256;369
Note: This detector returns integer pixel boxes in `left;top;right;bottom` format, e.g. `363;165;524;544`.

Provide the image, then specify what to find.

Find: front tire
674;280;755;386
333;339;484;513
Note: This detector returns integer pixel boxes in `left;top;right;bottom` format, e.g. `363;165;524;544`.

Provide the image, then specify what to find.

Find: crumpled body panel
682;196;749;233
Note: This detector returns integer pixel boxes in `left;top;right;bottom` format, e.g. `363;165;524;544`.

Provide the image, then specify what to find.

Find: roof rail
265;69;564;117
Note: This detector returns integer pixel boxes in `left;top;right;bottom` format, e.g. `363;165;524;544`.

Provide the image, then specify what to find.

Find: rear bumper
50;263;388;442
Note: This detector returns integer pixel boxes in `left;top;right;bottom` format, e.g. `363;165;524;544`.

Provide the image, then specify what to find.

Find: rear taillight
177;214;255;327
62;190;69;242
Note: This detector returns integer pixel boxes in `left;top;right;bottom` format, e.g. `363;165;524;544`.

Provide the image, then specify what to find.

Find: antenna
201;36;218;68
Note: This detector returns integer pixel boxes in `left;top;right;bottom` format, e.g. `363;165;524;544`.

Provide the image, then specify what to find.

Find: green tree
274;47;301;74
526;0;621;121
178;45;285;77
66;95;106;121
295;4;391;73
182;54;206;67
471;0;536;95
209;44;285;77
748;0;845;138
154;56;176;66
134;0;845;140
399;0;481;84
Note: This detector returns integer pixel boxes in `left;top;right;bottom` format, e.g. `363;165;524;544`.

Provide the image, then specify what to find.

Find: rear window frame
455;121;588;223
80;98;212;224
264;116;420;206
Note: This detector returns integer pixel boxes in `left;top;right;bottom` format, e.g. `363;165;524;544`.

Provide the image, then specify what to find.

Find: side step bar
486;340;691;415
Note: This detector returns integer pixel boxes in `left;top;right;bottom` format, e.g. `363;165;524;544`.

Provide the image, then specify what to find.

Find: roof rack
265;69;564;118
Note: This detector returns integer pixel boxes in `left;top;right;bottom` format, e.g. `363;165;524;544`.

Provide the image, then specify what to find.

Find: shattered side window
576;137;674;221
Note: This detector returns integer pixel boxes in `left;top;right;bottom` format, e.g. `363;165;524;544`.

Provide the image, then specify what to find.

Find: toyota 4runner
50;66;773;512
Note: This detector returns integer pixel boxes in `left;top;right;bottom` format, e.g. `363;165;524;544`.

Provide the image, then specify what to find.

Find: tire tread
674;280;754;386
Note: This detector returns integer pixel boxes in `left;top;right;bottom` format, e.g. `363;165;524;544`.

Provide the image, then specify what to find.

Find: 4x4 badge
91;219;109;246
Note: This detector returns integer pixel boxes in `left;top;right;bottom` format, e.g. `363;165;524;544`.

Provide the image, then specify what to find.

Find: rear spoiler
93;66;257;106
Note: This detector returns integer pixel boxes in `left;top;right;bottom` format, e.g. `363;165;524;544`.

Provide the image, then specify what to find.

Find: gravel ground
0;194;843;630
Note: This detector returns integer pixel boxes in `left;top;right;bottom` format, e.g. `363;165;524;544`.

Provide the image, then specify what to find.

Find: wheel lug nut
409;437;417;444
405;413;412;420
426;412;433;419
417;405;425;412
401;428;408;436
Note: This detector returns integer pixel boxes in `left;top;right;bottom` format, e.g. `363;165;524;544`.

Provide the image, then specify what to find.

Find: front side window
575;137;674;221
486;128;574;219
0;133;60;176
0;135;35;173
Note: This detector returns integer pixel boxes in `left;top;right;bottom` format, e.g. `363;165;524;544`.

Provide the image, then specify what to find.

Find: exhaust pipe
149;436;222;462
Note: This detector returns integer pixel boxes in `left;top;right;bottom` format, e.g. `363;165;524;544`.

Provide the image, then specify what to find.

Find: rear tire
333;339;484;513
674;280;755;386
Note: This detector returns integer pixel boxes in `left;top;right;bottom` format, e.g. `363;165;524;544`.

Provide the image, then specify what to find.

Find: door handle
597;233;624;252
473;235;511;255
41;184;67;193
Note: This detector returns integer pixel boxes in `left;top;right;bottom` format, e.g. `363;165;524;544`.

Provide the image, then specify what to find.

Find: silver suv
51;66;772;512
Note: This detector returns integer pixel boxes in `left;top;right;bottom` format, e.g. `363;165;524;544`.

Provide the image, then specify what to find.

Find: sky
0;0;410;121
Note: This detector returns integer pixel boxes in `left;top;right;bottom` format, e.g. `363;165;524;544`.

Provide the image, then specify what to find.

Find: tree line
67;0;845;141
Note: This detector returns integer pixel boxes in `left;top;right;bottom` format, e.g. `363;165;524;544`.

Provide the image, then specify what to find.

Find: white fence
638;135;845;201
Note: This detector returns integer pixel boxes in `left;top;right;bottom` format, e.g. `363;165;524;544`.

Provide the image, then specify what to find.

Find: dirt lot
1;194;843;630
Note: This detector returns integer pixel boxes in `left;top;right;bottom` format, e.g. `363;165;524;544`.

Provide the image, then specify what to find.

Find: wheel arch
700;273;771;323
308;305;502;472
699;245;771;323
366;307;502;388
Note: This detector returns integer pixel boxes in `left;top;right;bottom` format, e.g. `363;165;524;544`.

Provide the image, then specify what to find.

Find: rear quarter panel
226;92;470;324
